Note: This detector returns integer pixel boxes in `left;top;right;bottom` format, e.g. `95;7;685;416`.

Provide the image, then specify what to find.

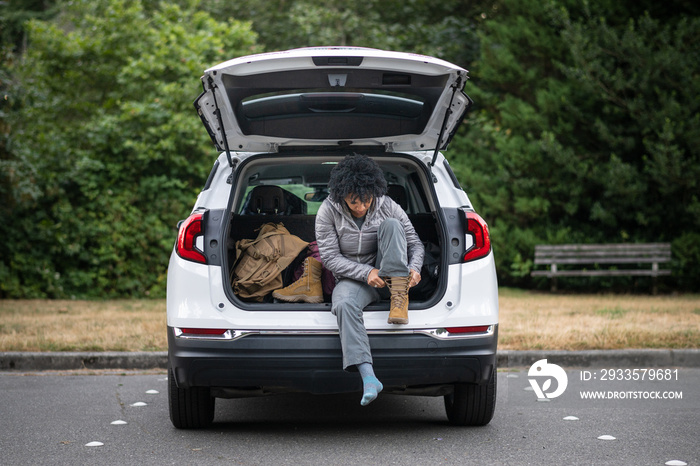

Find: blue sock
357;363;383;406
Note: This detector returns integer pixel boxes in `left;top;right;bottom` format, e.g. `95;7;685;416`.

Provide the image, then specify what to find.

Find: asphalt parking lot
1;356;697;465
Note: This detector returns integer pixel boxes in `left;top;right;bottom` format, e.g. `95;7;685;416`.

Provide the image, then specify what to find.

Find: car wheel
168;367;215;429
444;366;497;426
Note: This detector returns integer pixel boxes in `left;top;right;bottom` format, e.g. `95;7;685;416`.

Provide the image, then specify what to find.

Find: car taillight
445;325;491;334
176;212;206;264
462;211;491;262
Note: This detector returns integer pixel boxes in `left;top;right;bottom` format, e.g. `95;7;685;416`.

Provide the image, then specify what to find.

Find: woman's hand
367;268;386;288
409;269;421;288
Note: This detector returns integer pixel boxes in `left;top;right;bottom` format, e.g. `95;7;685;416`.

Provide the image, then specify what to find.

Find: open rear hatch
194;47;471;155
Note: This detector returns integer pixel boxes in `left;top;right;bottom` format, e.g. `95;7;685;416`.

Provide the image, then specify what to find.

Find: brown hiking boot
272;257;324;303
386;276;410;324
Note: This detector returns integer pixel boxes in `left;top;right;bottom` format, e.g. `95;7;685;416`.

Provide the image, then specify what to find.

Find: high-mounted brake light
176;212;206;264
462;211;492;262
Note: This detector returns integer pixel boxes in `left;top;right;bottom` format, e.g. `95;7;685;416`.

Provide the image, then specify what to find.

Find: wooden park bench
530;243;671;294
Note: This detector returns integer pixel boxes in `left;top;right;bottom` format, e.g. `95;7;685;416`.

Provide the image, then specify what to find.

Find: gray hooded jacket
315;195;425;283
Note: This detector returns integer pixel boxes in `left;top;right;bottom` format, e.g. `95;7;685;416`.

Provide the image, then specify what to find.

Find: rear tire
444;366;497;426
168;367;215;429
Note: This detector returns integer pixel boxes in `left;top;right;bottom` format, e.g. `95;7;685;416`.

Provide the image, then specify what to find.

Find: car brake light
445;326;490;334
180;328;228;335
462;211;491;262
176;212;206;264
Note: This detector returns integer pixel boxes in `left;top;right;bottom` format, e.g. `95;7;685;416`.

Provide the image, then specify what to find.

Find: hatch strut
207;75;234;168
429;76;462;168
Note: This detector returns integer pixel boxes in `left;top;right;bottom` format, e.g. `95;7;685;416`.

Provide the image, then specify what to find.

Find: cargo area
221;153;446;305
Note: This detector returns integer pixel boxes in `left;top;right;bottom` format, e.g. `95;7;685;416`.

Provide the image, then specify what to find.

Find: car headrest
387;184;408;211
241;185;306;215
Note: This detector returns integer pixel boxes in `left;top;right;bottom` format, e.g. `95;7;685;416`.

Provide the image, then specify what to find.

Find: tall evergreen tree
451;0;700;289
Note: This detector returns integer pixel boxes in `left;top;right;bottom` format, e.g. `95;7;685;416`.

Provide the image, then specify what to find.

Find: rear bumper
168;325;498;397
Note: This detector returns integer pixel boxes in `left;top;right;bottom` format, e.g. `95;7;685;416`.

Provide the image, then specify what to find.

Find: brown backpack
231;223;308;301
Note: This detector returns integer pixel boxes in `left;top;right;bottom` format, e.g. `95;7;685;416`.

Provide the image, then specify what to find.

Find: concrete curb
498;349;700;369
0;351;168;372
1;349;698;372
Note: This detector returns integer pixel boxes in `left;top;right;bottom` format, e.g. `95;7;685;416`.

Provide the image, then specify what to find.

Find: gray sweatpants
331;218;410;370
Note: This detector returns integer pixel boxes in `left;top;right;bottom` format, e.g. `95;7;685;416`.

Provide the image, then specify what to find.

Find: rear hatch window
223;71;446;141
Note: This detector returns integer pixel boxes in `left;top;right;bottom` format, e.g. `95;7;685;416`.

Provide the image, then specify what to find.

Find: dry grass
498;288;700;350
0;300;166;352
1;291;698;352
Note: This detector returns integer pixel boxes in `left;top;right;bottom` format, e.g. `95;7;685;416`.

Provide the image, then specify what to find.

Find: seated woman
315;154;424;406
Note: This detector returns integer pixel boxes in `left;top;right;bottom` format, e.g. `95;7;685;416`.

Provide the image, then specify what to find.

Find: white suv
167;47;498;428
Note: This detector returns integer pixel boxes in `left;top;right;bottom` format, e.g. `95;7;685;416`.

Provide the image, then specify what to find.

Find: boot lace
390;277;409;308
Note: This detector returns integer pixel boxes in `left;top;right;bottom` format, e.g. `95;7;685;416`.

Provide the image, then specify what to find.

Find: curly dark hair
328;153;387;203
